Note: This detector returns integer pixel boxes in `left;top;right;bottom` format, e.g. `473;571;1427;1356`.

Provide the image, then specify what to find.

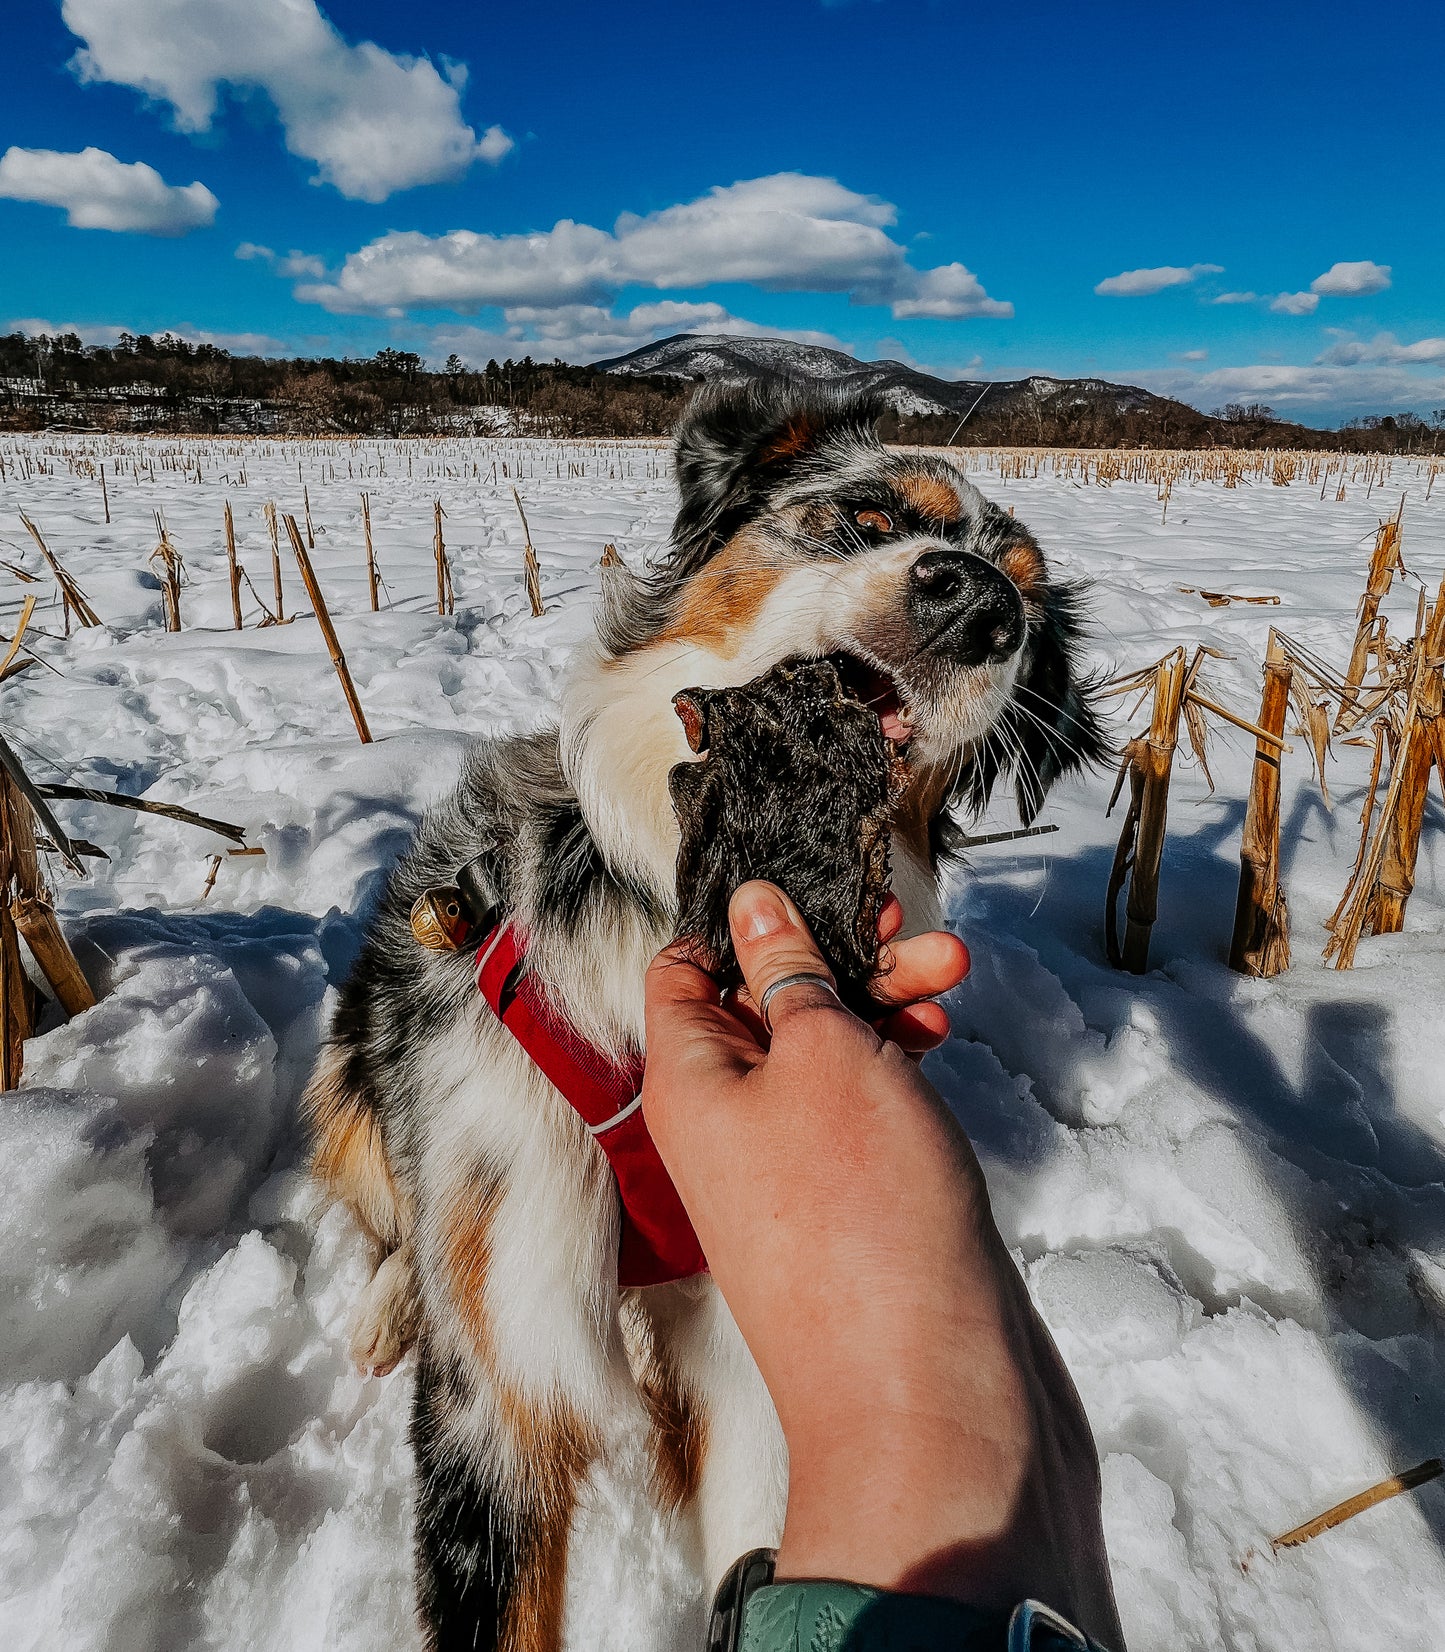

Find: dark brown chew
668;656;908;1015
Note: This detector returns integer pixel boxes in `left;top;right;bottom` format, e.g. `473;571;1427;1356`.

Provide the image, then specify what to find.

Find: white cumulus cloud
0;145;216;234
476;126;515;164
1316;331;1445;367
1094;263;1222;297
8;316;278;352
235;243;326;279
297;173;1011;321
1310;260;1391;297
1270;291;1320;315
1132;358;1445;415
61;0;511;202
891;263;1011;320
7;317;131;346
277;251;326;280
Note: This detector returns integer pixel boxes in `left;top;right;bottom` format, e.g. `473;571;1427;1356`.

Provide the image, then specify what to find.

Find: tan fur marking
499;1397;596;1652
760;413;821;463
503;1499;571;1652
304;1045;406;1248
1001;540;1047;598
640;1354;708;1515
441;1173;503;1357
897;471;962;523
892;761;955;868
438;1176;596;1652
653;532;785;656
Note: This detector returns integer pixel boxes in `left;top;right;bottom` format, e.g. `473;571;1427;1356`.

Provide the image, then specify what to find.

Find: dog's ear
1008;585;1109;823
670;379;885;569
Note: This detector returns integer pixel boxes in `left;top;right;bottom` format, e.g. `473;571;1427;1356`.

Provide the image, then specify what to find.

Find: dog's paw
348;1247;421;1377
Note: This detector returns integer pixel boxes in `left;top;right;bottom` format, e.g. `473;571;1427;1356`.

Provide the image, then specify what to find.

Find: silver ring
758;972;839;1034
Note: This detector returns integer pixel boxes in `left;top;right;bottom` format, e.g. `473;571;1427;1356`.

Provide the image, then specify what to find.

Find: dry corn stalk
1370;592;1445;936
1178;587;1281;608
1106;649;1187;973
264;501;287;623
1181;694;1215;793
1325;565;1445;965
433;499;455;616
1229;631;1293;977
1105;646;1292;975
0;595;37;680
19;511;101;633
223;500;243;630
13;893;95;1018
1336;502;1404;732
362;493;379;611
512;488;544;617
1288;680;1334;811
0;775;37;1085
1271;1458;1442;1553
0;738;98;1084
149;512;183;632
283;514;372;745
36;784;247;845
1326;720;1391;941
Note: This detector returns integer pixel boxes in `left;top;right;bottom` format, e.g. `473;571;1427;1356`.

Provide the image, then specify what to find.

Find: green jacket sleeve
738;1580;1103;1652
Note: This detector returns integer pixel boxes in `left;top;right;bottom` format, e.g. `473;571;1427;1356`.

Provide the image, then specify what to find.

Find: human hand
756;888;967;1056
642;881;1122;1646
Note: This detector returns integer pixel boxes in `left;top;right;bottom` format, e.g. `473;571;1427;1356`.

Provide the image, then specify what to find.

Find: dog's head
562;379;1106;894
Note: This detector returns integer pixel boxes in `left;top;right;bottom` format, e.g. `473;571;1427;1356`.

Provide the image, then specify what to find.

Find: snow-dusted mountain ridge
591;332;1178;423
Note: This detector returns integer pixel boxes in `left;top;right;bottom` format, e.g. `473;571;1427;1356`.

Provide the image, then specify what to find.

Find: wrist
710;1553;1110;1652
777;1358;1034;1596
779;1431;1026;1605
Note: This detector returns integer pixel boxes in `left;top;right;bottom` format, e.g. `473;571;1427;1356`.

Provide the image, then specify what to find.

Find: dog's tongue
867;680;912;744
827;653;911;746
879;703;912;743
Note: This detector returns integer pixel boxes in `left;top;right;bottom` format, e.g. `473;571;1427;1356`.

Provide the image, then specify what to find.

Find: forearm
773;1252;1122;1645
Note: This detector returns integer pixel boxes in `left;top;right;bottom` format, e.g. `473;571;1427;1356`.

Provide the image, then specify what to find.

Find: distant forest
3;329;1441;453
887;399;1445;455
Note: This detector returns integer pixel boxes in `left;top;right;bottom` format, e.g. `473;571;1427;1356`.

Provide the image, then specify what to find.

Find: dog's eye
855;509;893;533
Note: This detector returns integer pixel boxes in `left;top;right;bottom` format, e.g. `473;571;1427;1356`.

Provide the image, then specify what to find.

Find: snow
1;434;1444;1650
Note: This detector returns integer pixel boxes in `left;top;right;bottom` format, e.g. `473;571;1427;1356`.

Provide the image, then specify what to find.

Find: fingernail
732;882;790;939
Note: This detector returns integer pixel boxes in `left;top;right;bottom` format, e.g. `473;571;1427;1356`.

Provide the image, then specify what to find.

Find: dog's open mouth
829;652;914;746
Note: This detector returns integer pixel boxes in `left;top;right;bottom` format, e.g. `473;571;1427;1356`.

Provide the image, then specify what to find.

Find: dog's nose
909;549;1025;665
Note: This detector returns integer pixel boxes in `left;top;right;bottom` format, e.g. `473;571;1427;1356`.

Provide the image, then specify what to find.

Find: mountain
591;332;1201;430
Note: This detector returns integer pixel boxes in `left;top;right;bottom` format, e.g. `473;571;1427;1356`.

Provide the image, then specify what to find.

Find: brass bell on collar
410;886;471;951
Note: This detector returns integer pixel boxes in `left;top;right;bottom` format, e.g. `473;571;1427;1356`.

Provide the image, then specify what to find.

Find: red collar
475;921;707;1289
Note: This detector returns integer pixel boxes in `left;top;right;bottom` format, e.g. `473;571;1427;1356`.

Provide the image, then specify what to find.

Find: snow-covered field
2;433;1444;1651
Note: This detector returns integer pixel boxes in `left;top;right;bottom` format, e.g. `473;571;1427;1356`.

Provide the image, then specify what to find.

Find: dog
303;380;1106;1651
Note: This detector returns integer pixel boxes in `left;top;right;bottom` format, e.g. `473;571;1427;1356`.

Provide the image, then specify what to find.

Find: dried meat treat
668;655;908;1015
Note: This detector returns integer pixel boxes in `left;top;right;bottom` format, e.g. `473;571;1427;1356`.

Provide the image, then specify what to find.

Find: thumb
728;881;850;1035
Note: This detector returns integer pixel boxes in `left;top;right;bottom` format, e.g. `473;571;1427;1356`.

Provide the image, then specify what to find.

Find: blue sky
3;0;1442;425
